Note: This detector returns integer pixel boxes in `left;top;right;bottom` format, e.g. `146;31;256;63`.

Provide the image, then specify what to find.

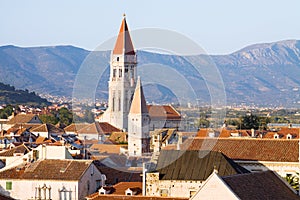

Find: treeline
39;107;95;126
0;82;50;106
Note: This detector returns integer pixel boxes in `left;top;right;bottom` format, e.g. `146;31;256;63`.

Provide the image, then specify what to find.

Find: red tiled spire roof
113;15;135;55
129;77;148;114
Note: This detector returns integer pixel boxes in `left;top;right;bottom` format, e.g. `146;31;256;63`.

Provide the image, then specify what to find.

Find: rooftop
222;171;299;199
179;137;299;162
0;159;94;181
154;150;249;181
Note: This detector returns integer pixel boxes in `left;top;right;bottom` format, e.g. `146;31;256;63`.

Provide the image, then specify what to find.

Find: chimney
251;128;255;137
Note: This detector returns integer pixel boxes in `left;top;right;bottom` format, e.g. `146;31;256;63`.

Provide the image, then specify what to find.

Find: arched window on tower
113;69;116;78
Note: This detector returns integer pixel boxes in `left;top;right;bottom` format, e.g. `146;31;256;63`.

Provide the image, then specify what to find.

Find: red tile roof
0;159;94;181
179;138;298;162
264;127;300;139
64;123;90;133
78;122;121;135
7;114;40;125
87;194;188;200
90;144;127;155
0;144;30;157
31;123;65;134
129;77;148;114
147;105;181;120
113;16;135;55
112;182;142;195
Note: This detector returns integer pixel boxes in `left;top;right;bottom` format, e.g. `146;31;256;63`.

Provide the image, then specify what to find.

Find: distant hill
0;82;50;105
0;40;299;107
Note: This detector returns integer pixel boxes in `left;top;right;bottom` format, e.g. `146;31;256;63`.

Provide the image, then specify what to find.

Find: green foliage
73;109;94;123
226;119;240;126
39;114;59;125
39;108;74;126
58;108;73;125
239;114;271;130
285;173;299;193
0;82;50;105
195;118;210;128
0;105;14;119
240;114;260;129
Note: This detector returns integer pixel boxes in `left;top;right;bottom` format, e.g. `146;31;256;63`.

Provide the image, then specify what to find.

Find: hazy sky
1;0;299;54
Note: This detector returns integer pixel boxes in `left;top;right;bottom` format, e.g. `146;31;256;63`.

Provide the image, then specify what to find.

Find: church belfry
102;15;137;131
128;77;150;156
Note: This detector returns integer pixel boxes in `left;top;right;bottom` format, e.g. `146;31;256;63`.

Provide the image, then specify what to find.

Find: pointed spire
129;77;148;114
113;15;135;55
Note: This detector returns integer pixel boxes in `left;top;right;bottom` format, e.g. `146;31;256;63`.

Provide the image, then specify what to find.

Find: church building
99;15;150;156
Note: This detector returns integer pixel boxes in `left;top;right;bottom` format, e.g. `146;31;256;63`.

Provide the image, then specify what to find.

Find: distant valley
0;40;299;107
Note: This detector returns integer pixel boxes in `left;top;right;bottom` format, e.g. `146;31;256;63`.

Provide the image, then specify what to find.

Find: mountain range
0;40;299;107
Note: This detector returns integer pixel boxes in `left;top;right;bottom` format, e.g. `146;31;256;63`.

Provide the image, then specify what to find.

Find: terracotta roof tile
181;138;298;162
110;182;142;195
90;144;126;155
87;195;188;200
147;105;181;120
7;114;40;125
113;16;135;55
64;123;90;133
78;122;121;135
0;159;93;180
11;123;43;131
0;144;30;157
129;77;148;114
31;123;65;134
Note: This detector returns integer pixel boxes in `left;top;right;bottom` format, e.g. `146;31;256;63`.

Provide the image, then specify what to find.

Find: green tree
195;118;210;128
58;107;73;125
39;114;59;125
0;105;14;119
83;109;94;123
285;173;299;193
240;114;260;129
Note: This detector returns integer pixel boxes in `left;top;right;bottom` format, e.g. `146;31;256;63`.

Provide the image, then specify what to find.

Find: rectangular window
160;189;168;197
113;69;117;78
6;181;12;190
119;69;122;77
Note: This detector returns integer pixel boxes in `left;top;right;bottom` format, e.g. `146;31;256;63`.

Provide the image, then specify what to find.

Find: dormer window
287;134;292;139
98;187;111;195
274;133;279;139
125;188;133;196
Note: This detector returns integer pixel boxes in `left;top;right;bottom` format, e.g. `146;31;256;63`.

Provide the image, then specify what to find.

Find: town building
128;77;150;156
145;150;249;198
179;137;299;177
100;15;137;131
192;170;299;200
0;159;104;200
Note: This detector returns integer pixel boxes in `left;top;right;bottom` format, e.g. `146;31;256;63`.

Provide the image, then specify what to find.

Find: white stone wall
77;163;103;200
0;163;103;200
146;173;202;198
191;173;239;200
102;53;137;131
0;179;78;200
